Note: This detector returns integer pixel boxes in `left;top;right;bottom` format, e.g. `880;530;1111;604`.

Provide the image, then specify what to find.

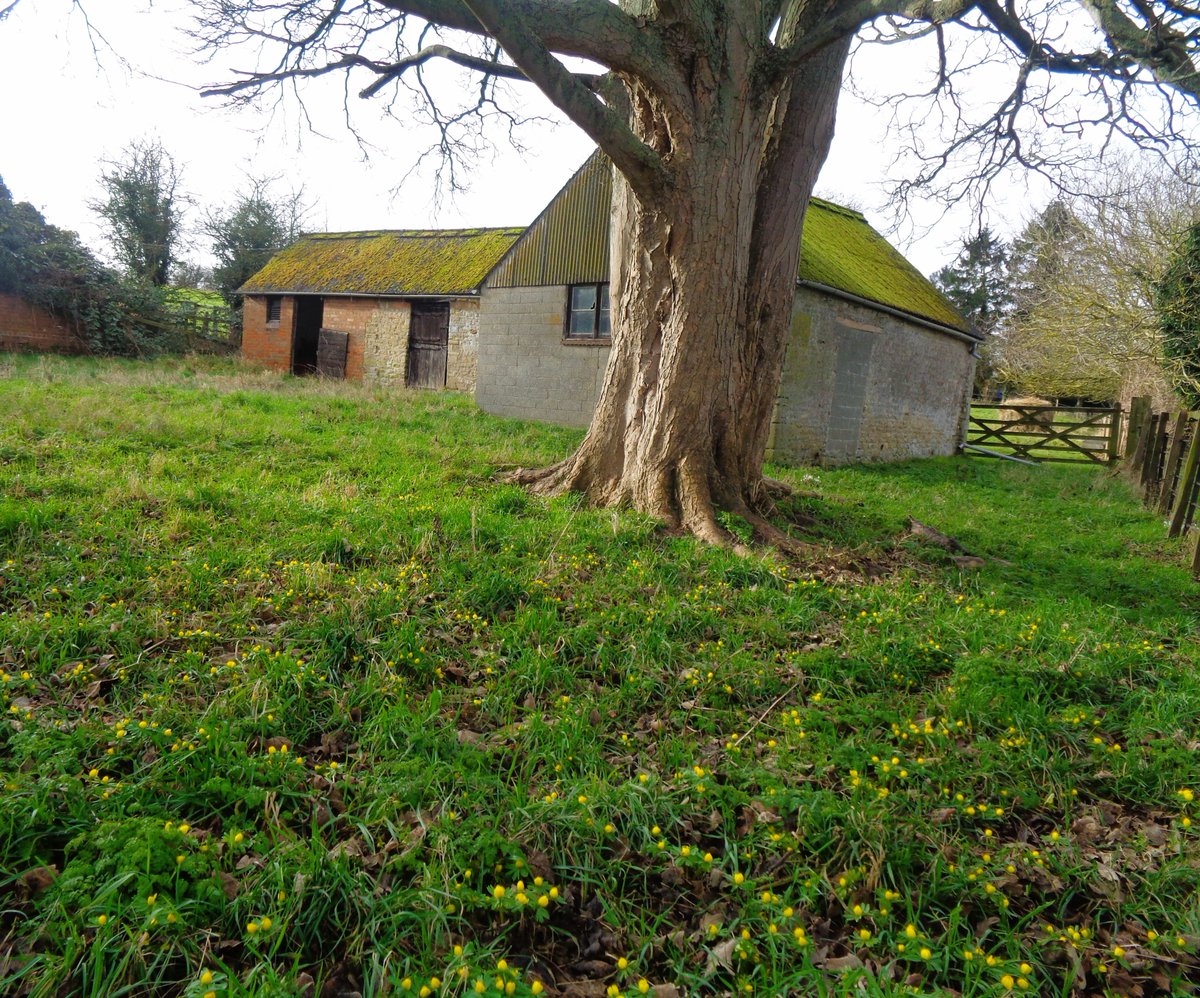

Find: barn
475;154;980;467
240;227;522;389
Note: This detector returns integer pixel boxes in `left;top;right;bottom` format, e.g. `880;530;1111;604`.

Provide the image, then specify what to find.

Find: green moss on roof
240;228;525;297
799;200;968;332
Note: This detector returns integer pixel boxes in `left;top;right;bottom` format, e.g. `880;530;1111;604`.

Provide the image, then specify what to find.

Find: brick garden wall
0;293;85;354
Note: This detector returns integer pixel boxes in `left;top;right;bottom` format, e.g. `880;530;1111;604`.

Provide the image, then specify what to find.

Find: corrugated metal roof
486;154;611;288
240;227;525;297
485;153;969;333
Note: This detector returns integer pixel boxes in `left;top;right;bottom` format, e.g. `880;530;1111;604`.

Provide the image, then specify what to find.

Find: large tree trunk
517;34;852;546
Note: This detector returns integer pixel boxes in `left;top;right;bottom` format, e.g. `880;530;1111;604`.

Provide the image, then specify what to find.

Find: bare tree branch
459;0;667;197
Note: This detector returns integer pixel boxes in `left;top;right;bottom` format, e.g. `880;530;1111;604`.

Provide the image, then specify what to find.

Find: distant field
166;288;228;310
2;354;1198;997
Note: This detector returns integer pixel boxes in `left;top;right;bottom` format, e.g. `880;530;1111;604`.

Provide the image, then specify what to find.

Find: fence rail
965;403;1121;464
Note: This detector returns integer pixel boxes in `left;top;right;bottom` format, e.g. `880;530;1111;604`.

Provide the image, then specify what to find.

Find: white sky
0;1;1092;276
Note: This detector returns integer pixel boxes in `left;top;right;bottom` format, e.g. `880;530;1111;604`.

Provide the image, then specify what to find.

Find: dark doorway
406;301;449;389
292;297;324;376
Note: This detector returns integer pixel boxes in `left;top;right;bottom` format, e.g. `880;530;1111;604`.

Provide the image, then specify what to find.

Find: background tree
932;228;1012;396
999;164;1200;404
194;1;1200;544
203;177;307;308
1156;223;1200;408
91;138;184;286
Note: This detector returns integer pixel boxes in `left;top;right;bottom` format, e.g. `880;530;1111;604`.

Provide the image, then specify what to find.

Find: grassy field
2;354;1199;998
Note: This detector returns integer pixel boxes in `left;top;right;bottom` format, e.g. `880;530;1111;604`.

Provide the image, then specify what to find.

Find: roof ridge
808;197;866;222
304;226;526;241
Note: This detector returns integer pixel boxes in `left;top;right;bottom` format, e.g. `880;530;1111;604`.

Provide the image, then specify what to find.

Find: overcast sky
0;2;1075;276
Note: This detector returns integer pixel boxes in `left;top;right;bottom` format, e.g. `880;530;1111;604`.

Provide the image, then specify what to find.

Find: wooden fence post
1157;413;1191;515
1140;412;1166;495
1125;396;1152;461
1167;423;1200;538
1106;404;1123;463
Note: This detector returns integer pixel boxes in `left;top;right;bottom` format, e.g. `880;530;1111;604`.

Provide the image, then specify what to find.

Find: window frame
564;283;611;342
265;296;283;326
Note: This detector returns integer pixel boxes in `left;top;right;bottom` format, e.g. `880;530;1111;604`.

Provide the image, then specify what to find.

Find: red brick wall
241;295;295;372
323;298;377;381
0;293;86;354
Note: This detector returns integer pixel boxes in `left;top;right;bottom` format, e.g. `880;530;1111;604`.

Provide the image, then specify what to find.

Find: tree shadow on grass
771;456;1199;629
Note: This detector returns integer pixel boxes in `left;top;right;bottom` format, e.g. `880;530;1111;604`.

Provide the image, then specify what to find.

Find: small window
266;296;282;324
566;283;610;339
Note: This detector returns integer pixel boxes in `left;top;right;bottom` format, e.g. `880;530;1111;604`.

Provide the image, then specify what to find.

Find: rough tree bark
513;19;853;546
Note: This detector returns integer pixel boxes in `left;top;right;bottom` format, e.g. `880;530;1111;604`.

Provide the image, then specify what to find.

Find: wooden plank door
406;302;449;389
316;328;349;379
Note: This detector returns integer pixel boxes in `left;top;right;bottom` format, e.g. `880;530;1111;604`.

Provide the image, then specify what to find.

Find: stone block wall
446;299;480;392
361;300;411;387
242;295;296;371
476;285;609;426
477;284;975;467
0;293;85;354
771;287;976;466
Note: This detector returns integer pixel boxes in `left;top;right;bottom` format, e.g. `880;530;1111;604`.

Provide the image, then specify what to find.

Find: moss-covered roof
798;201;969;332
486;152;970;334
239;228;525;297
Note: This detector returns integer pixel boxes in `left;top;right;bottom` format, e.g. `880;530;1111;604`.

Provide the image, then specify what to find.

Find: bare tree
91;138;185;287
1001;161;1200;404
192;1;1200;545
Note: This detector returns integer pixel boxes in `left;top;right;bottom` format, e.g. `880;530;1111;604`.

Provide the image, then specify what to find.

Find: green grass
2;353;1199;998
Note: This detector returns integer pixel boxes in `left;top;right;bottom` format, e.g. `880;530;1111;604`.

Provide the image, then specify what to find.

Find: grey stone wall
446;299;480;392
477;283;975;466
477;285;608;426
770;287;976;466
361;300;411;387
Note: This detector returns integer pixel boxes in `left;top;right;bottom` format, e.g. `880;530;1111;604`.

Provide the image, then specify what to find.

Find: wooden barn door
316;329;349;379
406;302;449;389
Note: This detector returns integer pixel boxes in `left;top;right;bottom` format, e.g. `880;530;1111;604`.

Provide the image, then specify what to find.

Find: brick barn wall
241;295;295;372
770;287;976;467
321;298;378;381
0;293;86;354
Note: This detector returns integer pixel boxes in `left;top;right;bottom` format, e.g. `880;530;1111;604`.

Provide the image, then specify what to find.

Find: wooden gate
406;302;449;389
965;403;1122;464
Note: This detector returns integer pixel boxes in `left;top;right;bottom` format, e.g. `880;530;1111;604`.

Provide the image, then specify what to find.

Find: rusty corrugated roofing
485;153;969;333
240;227;525;297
